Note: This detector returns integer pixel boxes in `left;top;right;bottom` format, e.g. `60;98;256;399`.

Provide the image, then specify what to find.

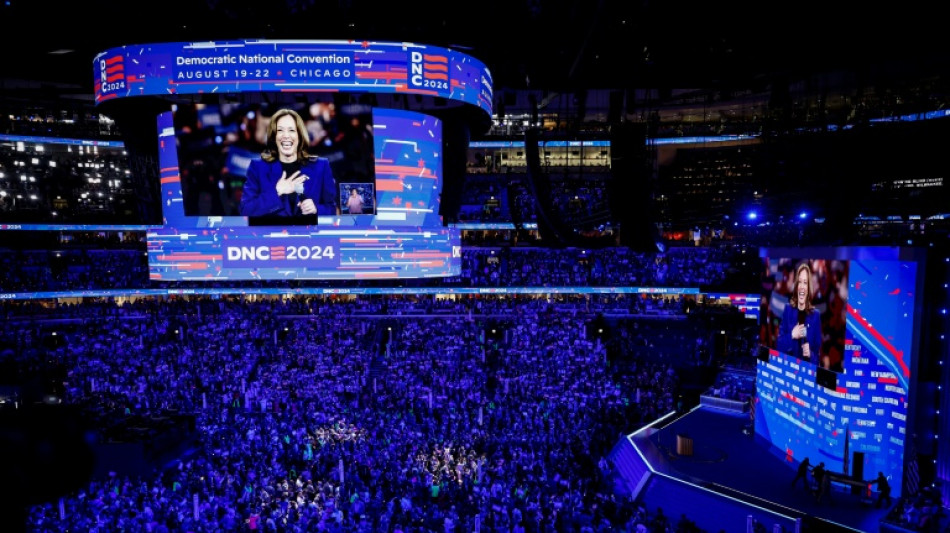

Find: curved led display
93;39;493;117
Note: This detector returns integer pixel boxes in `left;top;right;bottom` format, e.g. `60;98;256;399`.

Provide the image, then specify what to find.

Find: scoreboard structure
93;39;493;281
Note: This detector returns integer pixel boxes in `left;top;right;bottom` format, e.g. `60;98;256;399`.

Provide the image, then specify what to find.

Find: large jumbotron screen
754;247;923;496
93;39;493;281
149;101;458;281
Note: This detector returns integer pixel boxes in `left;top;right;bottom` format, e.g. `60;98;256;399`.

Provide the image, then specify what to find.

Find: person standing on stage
812;461;827;502
791;457;811;490
872;472;892;509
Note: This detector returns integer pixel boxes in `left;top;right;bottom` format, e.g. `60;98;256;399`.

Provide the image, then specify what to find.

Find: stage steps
607;436;649;500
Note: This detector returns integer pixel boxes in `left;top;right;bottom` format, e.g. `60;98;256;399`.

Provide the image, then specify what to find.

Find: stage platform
617;406;908;532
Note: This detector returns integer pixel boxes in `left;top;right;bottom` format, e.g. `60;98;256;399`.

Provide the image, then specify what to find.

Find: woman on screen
239;108;337;217
777;262;824;366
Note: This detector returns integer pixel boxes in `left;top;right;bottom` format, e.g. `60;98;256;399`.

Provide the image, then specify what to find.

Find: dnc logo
99;55;126;94
408;50;448;91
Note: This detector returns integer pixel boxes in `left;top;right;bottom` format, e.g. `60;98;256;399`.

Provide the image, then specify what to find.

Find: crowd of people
889;485;945;531
0;294;749;532
455;171;613;231
0;136;137;223
0;242;758;294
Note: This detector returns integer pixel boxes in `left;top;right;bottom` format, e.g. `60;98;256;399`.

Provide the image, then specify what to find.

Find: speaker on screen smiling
242;108;336;225
778;263;824;367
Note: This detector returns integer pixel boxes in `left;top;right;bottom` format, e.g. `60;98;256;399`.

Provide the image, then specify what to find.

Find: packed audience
0;103;122;140
887;485;945;532
454;171;614;230
701;370;756;404
0;294;752;532
0;136;137;223
0;242;759;294
544;173;612;229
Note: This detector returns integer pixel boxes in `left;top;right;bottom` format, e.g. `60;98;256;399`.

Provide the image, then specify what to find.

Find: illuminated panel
150;109;459;280
372;109;443;228
147;226;460;281
0;134;125;148
160;107;441;229
705;292;760;321
755;255;916;496
93;40;493;117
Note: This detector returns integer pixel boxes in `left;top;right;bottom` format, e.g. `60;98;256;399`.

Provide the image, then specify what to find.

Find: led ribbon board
93;39;493;117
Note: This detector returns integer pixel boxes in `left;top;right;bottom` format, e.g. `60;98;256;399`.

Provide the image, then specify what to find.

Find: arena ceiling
2;0;944;99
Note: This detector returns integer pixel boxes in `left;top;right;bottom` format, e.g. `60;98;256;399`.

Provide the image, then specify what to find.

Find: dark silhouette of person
812;462;827;502
872;472;892;509
791;457;811;489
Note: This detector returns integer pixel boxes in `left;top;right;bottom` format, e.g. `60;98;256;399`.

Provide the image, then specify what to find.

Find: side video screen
755;250;919;497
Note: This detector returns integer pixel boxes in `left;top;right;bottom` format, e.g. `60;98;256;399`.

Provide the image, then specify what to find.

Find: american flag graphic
100;55;124;86
420;53;448;82
904;437;920;497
